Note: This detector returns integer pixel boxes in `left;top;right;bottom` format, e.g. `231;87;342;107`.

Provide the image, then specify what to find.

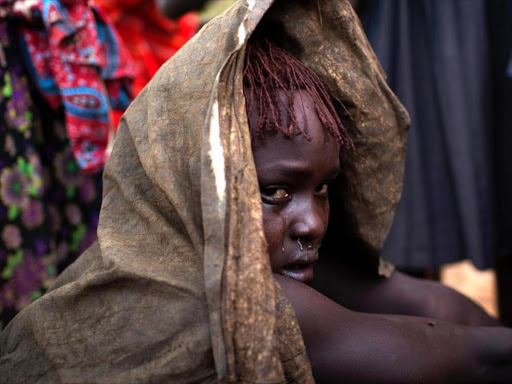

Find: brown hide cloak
0;0;408;382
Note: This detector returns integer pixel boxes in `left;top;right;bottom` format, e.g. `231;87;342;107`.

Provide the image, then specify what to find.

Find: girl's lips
281;263;315;283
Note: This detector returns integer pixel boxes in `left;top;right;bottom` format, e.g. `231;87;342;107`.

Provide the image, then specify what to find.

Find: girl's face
251;91;341;283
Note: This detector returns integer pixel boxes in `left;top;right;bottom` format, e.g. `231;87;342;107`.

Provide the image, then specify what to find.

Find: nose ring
298;238;314;251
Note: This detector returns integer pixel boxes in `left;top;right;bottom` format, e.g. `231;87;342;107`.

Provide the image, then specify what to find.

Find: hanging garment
359;0;495;269
0;0;134;173
0;22;103;331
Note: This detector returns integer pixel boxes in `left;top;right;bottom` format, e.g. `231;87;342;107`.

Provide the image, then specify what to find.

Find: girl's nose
290;197;326;241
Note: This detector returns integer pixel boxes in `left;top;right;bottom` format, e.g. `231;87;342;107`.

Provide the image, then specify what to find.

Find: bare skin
312;256;501;327
251;91;512;382
276;273;512;384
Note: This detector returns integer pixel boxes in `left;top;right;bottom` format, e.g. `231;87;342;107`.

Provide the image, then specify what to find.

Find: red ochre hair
243;38;354;150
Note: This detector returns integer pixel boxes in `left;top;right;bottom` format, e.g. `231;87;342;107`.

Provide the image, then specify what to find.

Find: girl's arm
311;256;500;326
276;274;512;383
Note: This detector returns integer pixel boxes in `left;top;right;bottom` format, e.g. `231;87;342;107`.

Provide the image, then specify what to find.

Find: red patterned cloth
93;0;199;95
1;0;135;173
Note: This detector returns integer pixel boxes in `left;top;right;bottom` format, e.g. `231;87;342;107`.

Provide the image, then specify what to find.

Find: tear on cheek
262;212;287;254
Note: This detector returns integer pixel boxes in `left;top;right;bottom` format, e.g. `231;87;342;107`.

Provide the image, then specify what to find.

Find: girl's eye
316;183;329;196
261;186;291;204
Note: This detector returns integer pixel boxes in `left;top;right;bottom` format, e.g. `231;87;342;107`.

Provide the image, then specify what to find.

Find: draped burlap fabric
0;1;408;382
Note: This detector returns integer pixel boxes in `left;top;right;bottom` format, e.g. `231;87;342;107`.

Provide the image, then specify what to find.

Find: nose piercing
297;239;314;251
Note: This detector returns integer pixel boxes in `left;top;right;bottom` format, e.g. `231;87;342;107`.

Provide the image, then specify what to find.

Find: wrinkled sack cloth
0;0;409;382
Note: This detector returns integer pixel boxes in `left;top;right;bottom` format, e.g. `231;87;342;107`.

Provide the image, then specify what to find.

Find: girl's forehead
248;90;336;144
251;93;340;177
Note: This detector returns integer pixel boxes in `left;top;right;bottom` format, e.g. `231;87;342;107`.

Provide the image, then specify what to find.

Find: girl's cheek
262;208;287;256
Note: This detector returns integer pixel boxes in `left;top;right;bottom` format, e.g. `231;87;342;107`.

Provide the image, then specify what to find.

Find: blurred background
354;0;512;326
0;0;510;331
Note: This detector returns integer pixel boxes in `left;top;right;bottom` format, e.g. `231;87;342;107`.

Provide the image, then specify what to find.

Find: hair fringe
243;38;354;150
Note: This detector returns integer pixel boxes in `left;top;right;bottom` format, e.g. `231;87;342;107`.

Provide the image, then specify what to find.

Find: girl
1;1;511;382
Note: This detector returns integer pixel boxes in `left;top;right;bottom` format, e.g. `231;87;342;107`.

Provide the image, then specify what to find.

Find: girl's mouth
281;262;315;283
